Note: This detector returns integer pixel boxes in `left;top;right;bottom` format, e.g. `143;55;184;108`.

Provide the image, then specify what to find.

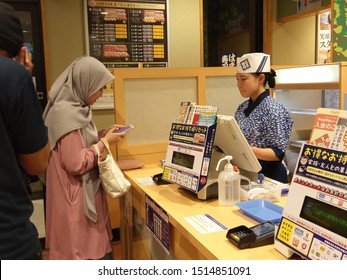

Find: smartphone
114;124;134;133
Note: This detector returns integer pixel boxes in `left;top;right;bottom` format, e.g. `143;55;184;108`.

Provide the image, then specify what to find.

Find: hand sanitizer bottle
216;155;240;206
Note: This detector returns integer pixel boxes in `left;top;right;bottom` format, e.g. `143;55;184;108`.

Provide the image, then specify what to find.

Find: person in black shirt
0;2;50;259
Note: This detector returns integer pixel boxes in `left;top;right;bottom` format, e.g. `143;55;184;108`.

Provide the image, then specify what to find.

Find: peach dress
45;130;112;260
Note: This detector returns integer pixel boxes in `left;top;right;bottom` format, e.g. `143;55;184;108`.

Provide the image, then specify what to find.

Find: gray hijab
43;56;114;222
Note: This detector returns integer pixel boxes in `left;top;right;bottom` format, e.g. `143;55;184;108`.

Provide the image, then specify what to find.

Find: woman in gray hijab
43;56;125;260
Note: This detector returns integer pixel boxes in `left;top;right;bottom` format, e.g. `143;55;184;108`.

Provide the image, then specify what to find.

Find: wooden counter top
123;164;289;260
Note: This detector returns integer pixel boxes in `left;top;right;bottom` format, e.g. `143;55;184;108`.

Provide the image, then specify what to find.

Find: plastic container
235;199;284;223
216;155;240;206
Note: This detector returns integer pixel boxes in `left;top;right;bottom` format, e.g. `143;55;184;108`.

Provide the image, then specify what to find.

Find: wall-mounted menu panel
85;0;167;68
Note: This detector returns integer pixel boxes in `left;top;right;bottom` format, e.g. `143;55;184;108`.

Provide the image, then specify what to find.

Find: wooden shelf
276;82;339;90
290;109;317;115
275;63;347;154
290;140;308;148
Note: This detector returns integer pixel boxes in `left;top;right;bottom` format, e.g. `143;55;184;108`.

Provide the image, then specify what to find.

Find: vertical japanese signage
221;52;236;67
85;0;168;68
317;12;331;64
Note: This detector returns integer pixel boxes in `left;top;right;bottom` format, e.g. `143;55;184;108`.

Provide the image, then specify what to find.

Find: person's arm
17;142;50;175
251;146;279;161
56;130;97;175
254;103;293;162
95;125;126;153
9;67;49;175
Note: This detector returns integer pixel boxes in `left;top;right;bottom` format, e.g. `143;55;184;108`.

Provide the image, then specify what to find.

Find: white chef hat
236;53;271;73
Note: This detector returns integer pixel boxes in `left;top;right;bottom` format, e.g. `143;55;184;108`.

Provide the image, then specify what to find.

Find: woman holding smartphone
43;56;126;259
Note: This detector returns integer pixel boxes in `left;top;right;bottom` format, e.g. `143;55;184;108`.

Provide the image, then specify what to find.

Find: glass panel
205;76;244;116
124;77;197;145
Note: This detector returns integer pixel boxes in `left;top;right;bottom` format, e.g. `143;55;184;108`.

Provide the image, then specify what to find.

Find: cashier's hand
103;125;126;145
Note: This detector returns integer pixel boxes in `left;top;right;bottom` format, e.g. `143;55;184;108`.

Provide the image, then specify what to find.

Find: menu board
85;0;168;68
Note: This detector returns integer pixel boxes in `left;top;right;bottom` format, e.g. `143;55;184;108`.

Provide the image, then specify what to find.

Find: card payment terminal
226;221;275;249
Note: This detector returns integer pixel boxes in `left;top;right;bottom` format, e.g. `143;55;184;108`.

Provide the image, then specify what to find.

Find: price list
86;0;167;67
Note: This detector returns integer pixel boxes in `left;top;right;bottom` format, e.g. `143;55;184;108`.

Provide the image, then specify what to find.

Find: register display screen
172;151;194;169
300;196;347;238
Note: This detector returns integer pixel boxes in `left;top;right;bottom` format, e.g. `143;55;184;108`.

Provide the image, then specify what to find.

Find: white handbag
94;138;131;198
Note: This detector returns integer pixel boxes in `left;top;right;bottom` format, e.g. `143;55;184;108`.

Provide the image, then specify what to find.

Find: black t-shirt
0;57;48;259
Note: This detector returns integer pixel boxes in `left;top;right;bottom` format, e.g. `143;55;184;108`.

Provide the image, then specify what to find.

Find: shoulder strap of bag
100;138;112;155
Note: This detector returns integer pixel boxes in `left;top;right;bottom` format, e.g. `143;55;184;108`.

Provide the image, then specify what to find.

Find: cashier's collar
244;90;270;117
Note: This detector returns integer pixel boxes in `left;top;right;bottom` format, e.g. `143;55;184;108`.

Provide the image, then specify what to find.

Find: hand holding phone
114;124;134;134
15;46;34;73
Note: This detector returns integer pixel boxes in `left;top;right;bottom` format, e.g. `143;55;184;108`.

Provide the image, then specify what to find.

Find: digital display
251;222;274;237
172;151;194;169
300;196;347;238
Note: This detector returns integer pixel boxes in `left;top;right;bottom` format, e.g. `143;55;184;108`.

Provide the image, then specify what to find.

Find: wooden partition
112;67;243;164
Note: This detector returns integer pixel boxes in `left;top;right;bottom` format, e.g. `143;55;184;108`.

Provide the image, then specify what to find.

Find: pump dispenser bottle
216;155;240;206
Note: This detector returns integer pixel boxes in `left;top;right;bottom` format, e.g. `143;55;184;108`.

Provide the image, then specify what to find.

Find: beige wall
271;0;317;65
43;0;325;79
42;0;322;128
168;0;201;67
43;0;201;86
43;0;321;84
43;0;86;85
43;0;201;128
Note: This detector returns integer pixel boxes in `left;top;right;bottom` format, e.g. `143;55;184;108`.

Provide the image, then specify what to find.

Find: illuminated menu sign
86;0;167;68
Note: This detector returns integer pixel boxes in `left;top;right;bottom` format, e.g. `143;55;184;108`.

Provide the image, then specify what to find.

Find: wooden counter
121;164;289;260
